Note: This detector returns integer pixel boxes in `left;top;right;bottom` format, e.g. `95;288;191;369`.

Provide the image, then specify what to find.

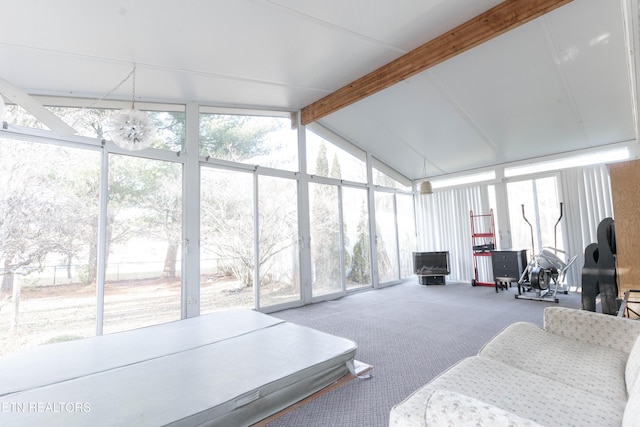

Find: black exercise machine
516;203;577;303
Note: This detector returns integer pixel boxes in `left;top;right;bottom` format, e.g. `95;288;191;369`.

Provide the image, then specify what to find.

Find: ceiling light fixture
105;65;155;151
419;156;433;195
420;181;433;195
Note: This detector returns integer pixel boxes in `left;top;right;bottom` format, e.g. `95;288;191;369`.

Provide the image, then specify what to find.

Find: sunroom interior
1;0;640;363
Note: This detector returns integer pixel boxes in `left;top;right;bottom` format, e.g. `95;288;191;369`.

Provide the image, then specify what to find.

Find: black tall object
581;217;617;314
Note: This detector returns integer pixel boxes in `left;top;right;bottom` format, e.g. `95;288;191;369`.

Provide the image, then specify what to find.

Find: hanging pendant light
420;181;433;194
419;156;433;194
105;65;155;151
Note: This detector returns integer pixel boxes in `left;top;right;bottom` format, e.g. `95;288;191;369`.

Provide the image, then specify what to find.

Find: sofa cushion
479;321;628;402
622;372;640;427
425;390;543;427
626;334;640;394
543;307;640;354
389;356;625;427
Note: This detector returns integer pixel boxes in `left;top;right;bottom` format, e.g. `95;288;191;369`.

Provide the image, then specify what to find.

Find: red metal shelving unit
470;209;496;287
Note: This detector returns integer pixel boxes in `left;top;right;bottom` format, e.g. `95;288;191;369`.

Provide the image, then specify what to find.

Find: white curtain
415;165;612;288
416;185;491;283
559;164;613;289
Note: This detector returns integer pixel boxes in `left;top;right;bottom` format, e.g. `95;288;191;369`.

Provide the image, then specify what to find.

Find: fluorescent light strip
504;147;630;178
431;171;496;189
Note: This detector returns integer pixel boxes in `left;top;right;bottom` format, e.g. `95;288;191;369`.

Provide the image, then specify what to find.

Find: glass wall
0;98;416;356
506;176;563;255
257;176;300;307
200;169;302;311
0;138;100;356
200;167;255;313
343;187;371;290
309;183;374;295
374;191;400;283
397;193;417;278
199;112;298;172
372;165;412;191
306;130;367;183
48;105;186;152
103;154;183;334
309;183;342;297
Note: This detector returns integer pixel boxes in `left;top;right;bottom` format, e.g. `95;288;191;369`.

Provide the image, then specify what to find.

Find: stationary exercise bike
516;203;577;303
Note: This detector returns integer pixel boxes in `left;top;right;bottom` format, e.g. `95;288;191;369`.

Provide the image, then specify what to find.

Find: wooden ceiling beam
301;0;573;125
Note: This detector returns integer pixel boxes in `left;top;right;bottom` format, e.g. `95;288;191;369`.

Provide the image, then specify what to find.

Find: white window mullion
367;153;380;288
392;193;401;281
298;122;312;304
95;148;108;335
337;185;346;291
183;102;200;318
253;172;261;309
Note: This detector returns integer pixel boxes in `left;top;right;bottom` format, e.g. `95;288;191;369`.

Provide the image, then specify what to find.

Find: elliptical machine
516;203;577;303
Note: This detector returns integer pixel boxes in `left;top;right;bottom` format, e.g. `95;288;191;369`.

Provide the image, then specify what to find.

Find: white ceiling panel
543;0;636;146
320;0;638;179
0;0;637;180
0;44;318;109
263;0;503;51
318;106;425;179
0;0;406;103
321;73;505;178
430;17;589;161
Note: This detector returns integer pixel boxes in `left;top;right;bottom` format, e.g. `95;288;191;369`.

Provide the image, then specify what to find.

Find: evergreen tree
330;153;342;179
310;143;341;289
348;204;371;284
200;114;279;161
316;142;329;176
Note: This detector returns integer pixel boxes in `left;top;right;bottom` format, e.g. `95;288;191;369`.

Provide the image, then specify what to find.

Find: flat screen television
413;251;450;276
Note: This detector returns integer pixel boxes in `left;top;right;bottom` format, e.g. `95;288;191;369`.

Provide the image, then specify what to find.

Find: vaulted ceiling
1;0;637;180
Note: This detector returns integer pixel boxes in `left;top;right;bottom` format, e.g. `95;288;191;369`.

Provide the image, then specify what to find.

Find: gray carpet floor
267;280;582;426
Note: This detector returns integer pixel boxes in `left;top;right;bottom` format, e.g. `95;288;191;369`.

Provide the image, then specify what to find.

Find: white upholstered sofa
390;307;640;427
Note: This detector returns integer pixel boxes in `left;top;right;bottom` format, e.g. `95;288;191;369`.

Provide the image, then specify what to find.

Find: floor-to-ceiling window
103;154;183;334
1;102;187;354
198;110;301;310
506;175;564;256
343;187;371;290
309;182;342;297
257;175;301;308
0;138;101;356
306;128;373;295
308;182;374;296
200;167;255;313
0;99;416;356
374;191;400;283
371;162;415;285
397;193;417;278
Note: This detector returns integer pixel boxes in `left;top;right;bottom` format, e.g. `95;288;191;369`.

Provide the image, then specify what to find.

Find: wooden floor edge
252;361;373;426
